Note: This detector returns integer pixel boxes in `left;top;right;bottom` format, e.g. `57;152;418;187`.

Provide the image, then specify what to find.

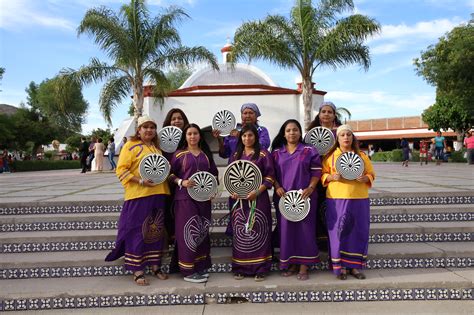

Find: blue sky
0;0;472;134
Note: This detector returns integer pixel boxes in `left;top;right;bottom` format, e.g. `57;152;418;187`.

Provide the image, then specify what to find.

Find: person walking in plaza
400;138;410;167
105;116;170;286
433;131;446;165
169;124;218;283
321;124;375;280
229;124;275;282
419;139;429;165
2;148;10;173
107;137;117;171
464;130;474;165
79;137;90;173
307;101;343;251
162;108;190;274
271;119;322;281
87;137;96;171
94;138;106;172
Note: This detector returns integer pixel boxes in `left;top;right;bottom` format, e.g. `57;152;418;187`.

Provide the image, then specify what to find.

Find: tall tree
62;0;218;125
414;18;474;135
0;67;4;92
231;0;380;128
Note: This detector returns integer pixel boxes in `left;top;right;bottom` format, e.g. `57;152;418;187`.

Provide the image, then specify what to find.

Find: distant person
118;136;128;155
433;131;446;165
400;138;410;167
87;137;96;171
107;137;117;170
94;138;106;171
2;149;10;173
79;137;90;173
419;140;428;165
464;130;474;165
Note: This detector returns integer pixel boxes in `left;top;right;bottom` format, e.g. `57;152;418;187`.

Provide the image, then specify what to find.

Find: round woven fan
336;152;365;180
278;190;310;222
139;153;170;184
158;126;182;153
223;160;262;199
304;126;335;156
187;171;218;202
212;110;236;136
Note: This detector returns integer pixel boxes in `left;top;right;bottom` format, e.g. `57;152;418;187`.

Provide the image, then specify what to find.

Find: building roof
180;64;277;88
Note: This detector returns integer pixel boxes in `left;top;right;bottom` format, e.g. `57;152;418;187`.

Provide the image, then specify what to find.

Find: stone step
1;222;473;254
0;243;473;280
1;204;472;233
1;268;472;311
1;193;472;216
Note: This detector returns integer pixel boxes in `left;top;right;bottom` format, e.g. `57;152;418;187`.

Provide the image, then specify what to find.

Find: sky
0;0;472;134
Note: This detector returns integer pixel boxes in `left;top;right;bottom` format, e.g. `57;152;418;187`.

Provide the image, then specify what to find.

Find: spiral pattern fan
336;152;365;180
223;160;262;199
232;208;269;253
158;126;182;153
278;190;311;222
212;110;236;136
139;153;170;184
187;171;218;202
304;126;335;156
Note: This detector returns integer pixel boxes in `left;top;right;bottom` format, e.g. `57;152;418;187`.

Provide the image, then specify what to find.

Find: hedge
10;160;80;172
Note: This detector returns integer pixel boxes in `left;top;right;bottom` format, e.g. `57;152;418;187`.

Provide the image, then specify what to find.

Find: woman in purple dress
229;124;275;282
307;101;343;251
162;108;190;273
169;124;218;283
105;116;170;286
271;119;322;280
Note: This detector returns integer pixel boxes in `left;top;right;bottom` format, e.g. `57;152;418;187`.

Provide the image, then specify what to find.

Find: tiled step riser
2;212;473;232
1;195;472;215
2;287;472;311
2;257;473;280
2;232;473;254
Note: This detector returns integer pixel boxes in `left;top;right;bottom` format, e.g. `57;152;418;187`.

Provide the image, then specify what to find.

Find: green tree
422;96;470;141
90;128;113;143
231;0;380;128
414;18;474;133
0;67;4;92
0;113;16;148
62;0;218;125
65;134;83;153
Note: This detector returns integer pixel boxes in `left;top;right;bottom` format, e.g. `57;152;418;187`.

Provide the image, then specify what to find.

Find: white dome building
143;42;327;143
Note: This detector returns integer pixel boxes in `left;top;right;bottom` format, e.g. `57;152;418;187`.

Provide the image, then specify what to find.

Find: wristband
177;179;183;189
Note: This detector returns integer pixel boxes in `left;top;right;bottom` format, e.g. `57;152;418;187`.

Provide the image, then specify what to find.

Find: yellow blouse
321;148;375;199
116;140;170;201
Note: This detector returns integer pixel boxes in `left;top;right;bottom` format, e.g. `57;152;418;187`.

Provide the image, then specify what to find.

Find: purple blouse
229;149;275;190
220;124;271;160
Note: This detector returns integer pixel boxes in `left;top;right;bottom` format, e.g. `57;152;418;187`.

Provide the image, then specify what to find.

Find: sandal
350;269;366;280
153;269;168;280
233;273;244;280
337;273;347;280
133;273;149;286
296;273;309;281
281;270;295;277
254;274;265;282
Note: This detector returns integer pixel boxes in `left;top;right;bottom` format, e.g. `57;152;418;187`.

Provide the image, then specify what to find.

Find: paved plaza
0;163;472;205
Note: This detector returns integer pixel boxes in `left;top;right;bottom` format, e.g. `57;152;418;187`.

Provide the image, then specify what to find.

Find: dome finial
221;37;233;64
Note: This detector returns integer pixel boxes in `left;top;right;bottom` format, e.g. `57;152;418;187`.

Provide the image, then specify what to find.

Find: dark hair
325;130;361;158
235;123;261;160
177;123;215;164
98;138;103;143
109;137;114;142
271;119;303;151
307;106;342;131
162;108;189;129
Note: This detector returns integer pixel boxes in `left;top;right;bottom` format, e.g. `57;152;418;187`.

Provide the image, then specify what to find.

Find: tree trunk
302;78;313;130
133;83;144;129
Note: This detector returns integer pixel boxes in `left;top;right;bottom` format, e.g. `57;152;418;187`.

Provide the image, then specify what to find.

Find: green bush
44;151;54;160
450;149;467;163
371;151;391;162
11;160;80;172
411;150;420;162
391;149;403;162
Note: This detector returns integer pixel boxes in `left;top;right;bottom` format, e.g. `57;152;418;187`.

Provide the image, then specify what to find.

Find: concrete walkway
0;163;472;204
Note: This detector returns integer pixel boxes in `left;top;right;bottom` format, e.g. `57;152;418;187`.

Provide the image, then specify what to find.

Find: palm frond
99;76;131;125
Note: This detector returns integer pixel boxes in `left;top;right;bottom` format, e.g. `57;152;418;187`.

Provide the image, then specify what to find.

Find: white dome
180;63;277;88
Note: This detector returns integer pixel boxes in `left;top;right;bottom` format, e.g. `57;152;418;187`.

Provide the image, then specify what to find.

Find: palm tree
336;106;351;124
61;0;218;125
231;0;380;128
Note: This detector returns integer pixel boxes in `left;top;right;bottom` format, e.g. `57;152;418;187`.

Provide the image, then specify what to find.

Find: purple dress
229;149;275;275
272;143;322;270
220;124;270;160
169;150;218;276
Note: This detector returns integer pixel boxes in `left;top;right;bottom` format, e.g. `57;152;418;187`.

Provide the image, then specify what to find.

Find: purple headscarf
319;101;336;112
240;103;261;117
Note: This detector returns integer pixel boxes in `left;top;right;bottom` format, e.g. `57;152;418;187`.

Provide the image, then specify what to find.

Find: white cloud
0;0;75;31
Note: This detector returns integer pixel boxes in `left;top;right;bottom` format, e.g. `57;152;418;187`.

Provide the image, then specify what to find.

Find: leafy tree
90;128;113;143
231;0;380;128
0;67;4;92
65;134;83;153
62;0;218;125
422;96;470;141
414;18;474;132
0;113;16;149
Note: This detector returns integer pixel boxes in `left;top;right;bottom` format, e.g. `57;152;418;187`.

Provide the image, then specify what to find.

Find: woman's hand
182;179;196;188
142;179;155;187
276;187;286;198
247;190;259;201
229;129;239;137
212;129;222;139
301;186;314;199
330;174;341;182
356;175;370;183
230;192;239;200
